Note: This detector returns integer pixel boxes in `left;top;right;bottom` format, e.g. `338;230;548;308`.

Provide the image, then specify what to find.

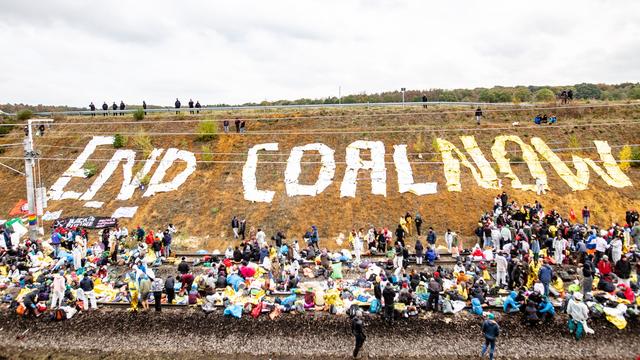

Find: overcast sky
1;0;638;107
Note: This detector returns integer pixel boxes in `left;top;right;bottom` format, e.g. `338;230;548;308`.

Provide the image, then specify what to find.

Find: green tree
17;109;33;121
478;89;496;103
493;89;513;103
439;90;458;102
113;134;126;148
513;87;531;102
534;88;555;102
132;108;145;121
574;83;602;100
196;120;218;141
628;85;640;100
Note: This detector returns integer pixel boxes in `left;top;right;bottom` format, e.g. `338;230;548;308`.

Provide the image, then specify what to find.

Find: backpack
369;299;381;314
53;308;66;321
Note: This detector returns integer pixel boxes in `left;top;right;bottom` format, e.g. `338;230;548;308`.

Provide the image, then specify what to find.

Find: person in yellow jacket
127;273;139;312
399;217;409;236
550;275;565;298
456;282;469;301
527;258;542;288
348;229;356;247
405;212;414;237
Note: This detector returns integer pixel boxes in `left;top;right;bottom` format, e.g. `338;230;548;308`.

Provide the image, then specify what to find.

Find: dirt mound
0;307;638;359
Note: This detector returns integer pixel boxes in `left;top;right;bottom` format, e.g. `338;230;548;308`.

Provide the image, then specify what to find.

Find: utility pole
23;119;53;241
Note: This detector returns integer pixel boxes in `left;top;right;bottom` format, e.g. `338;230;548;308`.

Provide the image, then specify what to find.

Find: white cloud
0;0;638;107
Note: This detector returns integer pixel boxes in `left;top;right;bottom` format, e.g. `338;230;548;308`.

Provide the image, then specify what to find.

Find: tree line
2;82;640;113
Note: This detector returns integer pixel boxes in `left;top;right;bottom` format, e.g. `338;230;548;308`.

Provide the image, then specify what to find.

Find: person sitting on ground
537;296;555;322
524;300;540;326
178;257;190;274
22;289;40;317
566;292;594;338
503;290;520;313
425;246;438;266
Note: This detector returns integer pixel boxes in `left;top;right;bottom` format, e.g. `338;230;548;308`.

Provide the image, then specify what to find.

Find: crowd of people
559;90;574;104
1;193;639;358
87;99;204;116
533;113;558;125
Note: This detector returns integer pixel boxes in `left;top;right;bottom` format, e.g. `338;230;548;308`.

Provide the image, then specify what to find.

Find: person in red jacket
145;230;155;246
597;255;612;276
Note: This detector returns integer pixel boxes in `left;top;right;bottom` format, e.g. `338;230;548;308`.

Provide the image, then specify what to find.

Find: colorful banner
52;216;118;229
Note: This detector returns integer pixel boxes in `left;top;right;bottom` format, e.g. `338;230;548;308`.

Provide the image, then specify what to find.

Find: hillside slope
1;102;640;251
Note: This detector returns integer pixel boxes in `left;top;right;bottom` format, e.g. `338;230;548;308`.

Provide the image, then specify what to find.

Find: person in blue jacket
425;246;438;266
538;296;556;322
538;260;554;297
481;313;500;360
471;297;484;316
503;291;520;313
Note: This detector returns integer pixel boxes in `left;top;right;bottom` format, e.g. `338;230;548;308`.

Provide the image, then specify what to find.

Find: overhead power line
0;155;637;166
33;141;635;157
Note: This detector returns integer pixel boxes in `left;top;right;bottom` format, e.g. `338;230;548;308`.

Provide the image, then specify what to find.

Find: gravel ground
0;307;638;359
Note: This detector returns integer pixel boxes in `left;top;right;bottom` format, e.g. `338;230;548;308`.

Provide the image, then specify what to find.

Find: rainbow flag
27;214;37;226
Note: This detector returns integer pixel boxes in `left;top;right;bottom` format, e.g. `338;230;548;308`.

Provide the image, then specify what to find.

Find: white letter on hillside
436;137;499;192
79;149;136;201
491;135;547;192
117;148;164;200
285;143;335;196
581;141;632;188
143;148;197;197
340;140;386;198
243;143;279;202
392;144;437;195
49;136;114;200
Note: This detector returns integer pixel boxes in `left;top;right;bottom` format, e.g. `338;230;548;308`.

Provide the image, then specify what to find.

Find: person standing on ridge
415;212;423;236
102;102;108;116
188;99;194;114
475;107;483;125
582;206;590;226
89;102;96;116
142;100;147;115
175;98;181;114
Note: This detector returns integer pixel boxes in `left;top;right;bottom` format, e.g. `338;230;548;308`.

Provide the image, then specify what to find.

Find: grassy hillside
1;102;640;251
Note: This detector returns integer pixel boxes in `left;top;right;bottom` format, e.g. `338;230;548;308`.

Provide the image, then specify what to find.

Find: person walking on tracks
351;309;366;358
481;313;500;360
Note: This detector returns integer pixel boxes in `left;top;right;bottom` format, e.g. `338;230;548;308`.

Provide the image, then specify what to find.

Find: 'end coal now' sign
46;135;632;208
